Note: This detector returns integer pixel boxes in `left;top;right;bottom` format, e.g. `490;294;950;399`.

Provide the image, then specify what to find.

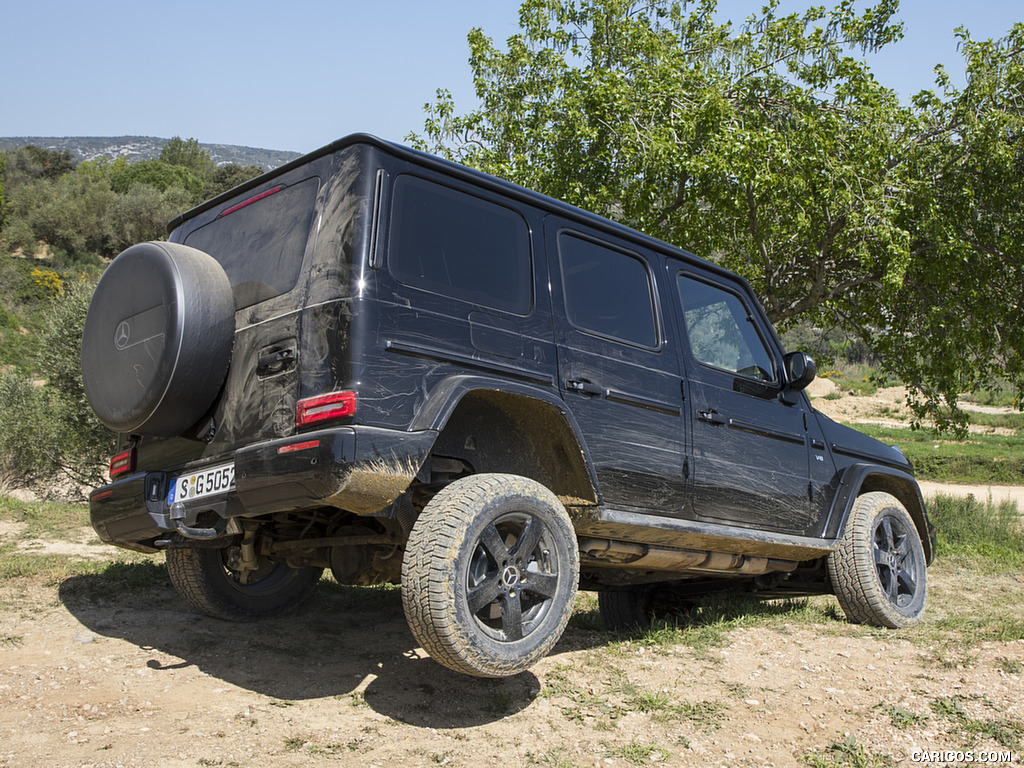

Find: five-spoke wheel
402;473;579;677
828;492;927;628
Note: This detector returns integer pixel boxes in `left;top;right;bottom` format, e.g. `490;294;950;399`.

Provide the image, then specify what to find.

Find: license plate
168;462;235;504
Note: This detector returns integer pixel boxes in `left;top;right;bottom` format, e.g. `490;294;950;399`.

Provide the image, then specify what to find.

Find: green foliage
38;280;116;483
802;735;894;768
202;163;264;200
860;24;1024;431
106;182;194;249
414;0;1024;430
109;158;202;198
0;153;6;231
1;145;76;187
853;423;1024;485
160;136;215;178
0;281;113;493
2;171;117;256
927;494;1024;570
414;0;909;330
0;369;78;492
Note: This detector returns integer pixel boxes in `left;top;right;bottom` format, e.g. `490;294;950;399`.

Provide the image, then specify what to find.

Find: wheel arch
411;376;599;509
828;464;935;564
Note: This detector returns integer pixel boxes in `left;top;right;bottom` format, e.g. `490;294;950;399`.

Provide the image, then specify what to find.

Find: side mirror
783;351;816;392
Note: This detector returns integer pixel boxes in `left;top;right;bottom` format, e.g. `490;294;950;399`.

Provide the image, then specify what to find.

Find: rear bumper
89;425;436;552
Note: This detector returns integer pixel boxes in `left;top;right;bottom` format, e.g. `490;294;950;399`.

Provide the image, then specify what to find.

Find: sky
2;0;1021;155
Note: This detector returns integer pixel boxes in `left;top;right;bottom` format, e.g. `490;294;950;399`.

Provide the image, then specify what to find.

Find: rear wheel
828;492;927;628
166;546;322;621
402;474;579;677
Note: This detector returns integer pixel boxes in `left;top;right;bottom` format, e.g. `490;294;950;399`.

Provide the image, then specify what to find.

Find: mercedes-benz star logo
114;321;131;350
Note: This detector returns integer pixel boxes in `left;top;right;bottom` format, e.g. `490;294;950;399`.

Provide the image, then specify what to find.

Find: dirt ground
1;387;1021;768
0;564;1022;768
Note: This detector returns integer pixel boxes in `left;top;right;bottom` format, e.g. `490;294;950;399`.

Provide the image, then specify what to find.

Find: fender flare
409;374;601;504
826;463;935;564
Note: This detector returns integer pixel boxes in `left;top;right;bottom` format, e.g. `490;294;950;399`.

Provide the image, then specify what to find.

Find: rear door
547;218;689;513
669;262;815;533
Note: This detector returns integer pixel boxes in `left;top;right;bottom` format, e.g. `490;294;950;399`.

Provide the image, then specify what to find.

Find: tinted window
388;175;531;314
678;275;775;380
559;233;658;347
184;177;319;309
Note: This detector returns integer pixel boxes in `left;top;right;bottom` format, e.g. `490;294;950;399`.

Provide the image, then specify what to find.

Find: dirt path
918;481;1024;508
1;566;1022;768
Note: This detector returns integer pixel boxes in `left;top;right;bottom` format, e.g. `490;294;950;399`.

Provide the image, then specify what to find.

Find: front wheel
402;474;579;677
166;546;323;621
828;492;927;628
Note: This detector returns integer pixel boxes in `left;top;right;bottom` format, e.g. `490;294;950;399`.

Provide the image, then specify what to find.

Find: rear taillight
296;391;357;428
109;448;136;479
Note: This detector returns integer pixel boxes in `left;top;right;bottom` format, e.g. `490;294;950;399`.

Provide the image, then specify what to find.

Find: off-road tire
402;473;579;677
81;241;234;437
166;546;322;621
828;492;927;628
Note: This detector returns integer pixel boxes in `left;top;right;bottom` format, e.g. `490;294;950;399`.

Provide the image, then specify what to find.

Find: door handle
566;379;604;397
257;347;296;376
697;409;727;425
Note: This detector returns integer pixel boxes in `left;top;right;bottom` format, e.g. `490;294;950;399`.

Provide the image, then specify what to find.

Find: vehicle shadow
57;562;603;727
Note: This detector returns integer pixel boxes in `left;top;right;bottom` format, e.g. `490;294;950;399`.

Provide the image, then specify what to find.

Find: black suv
82;134;935;678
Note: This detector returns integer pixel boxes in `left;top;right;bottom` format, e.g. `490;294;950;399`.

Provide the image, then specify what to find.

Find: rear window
184;177;320;309
387;175;532;314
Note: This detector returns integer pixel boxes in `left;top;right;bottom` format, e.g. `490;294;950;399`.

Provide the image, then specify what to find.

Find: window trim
557;228;663;351
386;173;534;316
676;271;780;385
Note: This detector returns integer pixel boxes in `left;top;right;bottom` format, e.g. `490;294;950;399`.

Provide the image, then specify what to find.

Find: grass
962;410;1024;431
930;696;1024;750
853;423;1024;484
819;367;882;397
0;494;92;540
962;387;1021;410
879;704;928;730
927;494;1024;570
802;736;894;768
604;739;672;766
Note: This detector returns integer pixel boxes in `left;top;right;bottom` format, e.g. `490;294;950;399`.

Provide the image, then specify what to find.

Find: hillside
0;135;302;169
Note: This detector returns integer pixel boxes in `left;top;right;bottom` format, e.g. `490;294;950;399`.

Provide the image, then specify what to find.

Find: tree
858;24;1024;428
0;153;6;233
415;0;910;326
3;170;117;256
109;159;203;199
0;281;114;492
1;145;77;189
202;163;264;200
160;136;215;178
106;183;194;251
413;0;1022;425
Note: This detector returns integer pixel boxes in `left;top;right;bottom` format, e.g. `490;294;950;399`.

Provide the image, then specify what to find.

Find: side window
559;233;658;348
678;275;776;381
388;175;532;314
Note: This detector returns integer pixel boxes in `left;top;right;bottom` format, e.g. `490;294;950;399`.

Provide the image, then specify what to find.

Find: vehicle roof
168;133;740;286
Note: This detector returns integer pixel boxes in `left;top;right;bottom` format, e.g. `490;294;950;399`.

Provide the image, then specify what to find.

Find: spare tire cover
81;241;235;437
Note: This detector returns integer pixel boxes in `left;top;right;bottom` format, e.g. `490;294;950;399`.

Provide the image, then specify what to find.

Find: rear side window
388;175;532;314
184;177;320;309
559;233;658;348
